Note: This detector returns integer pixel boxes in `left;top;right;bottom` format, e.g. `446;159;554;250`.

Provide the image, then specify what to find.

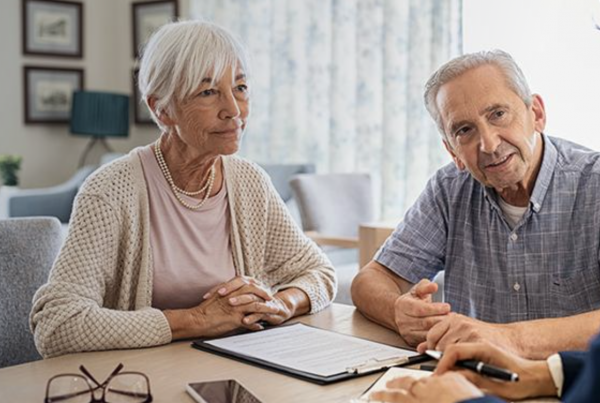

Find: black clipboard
191;323;430;385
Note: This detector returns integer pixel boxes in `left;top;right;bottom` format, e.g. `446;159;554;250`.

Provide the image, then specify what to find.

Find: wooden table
0;304;407;403
0;304;557;403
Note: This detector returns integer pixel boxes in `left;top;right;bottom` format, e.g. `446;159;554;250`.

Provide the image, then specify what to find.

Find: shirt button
513;282;521;291
510;233;518;241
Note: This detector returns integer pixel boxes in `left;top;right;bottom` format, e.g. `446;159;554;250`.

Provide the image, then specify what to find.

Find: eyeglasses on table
44;363;152;403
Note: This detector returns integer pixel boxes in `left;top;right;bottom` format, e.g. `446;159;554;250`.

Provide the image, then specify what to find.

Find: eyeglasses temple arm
79;363;124;387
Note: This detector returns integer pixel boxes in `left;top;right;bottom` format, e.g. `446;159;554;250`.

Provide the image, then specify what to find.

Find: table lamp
70;91;130;167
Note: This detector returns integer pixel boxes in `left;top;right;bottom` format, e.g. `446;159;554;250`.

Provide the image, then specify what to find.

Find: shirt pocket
548;269;600;316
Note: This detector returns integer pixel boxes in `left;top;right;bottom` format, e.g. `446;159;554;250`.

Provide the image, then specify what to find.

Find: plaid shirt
377;134;600;323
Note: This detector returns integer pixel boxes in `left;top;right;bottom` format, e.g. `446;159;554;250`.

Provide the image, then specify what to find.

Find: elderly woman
30;20;336;358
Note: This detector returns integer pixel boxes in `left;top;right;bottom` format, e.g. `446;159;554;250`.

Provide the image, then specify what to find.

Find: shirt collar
483;133;557;213
529;133;557;213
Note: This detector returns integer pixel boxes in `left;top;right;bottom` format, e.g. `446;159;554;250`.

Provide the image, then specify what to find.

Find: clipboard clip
346;355;411;375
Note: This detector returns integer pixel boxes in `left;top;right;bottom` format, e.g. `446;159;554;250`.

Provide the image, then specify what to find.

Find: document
194;323;419;383
354;367;559;403
355;367;431;402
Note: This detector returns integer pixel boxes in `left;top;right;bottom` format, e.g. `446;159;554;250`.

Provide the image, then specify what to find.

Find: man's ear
147;97;175;126
443;139;466;171
531;94;546;134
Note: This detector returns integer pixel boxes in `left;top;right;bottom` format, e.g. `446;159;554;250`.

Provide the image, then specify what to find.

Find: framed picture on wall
132;0;178;59
132;69;154;125
22;0;83;58
23;66;84;124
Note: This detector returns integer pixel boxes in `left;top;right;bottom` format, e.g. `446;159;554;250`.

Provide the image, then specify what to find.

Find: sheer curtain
190;0;462;219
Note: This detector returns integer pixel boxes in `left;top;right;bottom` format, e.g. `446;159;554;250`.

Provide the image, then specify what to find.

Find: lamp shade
70;91;130;137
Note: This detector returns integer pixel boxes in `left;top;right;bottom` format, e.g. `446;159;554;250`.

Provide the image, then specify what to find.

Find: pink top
138;145;236;310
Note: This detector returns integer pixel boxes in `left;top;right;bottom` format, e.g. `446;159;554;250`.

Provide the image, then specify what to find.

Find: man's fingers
420;314;449;329
385;376;418;390
411;279;438;299
370;389;414;403
454;369;505;392
450;369;482;385
421;316;452;352
404;298;451;317
434;342;497;374
407;330;429;342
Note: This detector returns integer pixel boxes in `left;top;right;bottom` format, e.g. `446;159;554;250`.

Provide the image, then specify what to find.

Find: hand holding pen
426;350;519;381
432;342;557;401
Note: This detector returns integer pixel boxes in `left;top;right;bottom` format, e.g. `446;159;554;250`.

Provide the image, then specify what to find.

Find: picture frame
132;69;154;125
23;66;84;124
132;0;178;59
22;0;83;58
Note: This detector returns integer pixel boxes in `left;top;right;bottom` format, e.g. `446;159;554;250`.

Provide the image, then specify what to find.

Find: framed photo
23;66;84;124
132;69;154;125
22;0;83;58
132;0;178;59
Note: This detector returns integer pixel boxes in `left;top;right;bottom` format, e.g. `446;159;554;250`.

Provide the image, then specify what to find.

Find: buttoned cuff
547;353;564;397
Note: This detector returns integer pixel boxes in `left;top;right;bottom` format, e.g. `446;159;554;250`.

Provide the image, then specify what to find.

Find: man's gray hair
424;49;532;137
138;20;250;130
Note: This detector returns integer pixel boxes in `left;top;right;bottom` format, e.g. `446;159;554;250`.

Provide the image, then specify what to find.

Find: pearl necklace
154;137;217;210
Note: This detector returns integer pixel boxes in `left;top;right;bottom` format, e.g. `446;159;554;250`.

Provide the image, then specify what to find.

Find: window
464;0;600;150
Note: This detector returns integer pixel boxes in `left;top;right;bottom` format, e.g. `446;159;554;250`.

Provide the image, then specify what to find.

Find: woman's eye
199;89;216;97
235;84;248;93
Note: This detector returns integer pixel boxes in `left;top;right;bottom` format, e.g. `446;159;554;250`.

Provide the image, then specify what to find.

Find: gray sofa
2;165;95;223
0;217;63;367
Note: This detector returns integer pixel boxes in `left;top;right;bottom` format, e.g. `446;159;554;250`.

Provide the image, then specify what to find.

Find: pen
425;350;519;382
419;363;437;372
347;353;430;375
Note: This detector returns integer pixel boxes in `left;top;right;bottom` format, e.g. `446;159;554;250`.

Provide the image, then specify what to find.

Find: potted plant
0;155;23;186
0;155;22;218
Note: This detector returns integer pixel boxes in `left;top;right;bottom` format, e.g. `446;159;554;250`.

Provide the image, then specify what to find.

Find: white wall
464;0;600;150
0;0;188;188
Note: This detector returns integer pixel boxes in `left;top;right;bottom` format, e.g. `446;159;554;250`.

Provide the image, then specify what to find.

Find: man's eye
494;110;505;119
456;127;471;137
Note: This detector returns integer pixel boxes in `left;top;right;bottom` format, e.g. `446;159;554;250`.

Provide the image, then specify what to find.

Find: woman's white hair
424;49;532;138
138;20;250;130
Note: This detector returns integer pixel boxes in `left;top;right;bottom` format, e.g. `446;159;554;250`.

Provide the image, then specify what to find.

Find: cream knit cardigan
30;150;337;358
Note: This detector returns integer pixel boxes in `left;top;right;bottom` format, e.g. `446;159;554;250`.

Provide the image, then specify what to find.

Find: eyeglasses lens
105;373;150;403
47;375;90;403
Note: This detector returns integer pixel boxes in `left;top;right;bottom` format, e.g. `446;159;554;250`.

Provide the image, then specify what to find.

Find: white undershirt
497;197;528;229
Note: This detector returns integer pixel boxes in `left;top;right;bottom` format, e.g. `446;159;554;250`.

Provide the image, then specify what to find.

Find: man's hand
416;313;520;355
394;279;451;346
370;373;483;403
435;342;557;401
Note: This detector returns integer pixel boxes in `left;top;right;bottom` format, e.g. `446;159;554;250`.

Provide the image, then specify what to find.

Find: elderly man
351;50;600;360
